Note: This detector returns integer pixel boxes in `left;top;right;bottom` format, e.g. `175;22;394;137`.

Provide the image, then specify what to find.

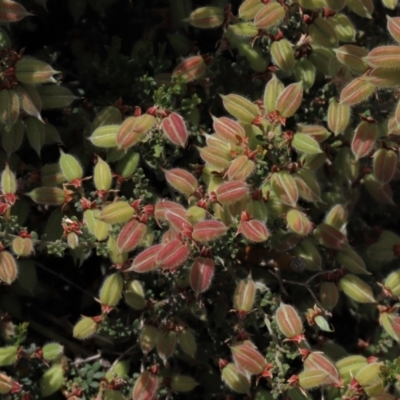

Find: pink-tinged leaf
220;94;259;124
239;219;270;243
116;116;148;150
233;278;256;312
163;168;198;197
172;55;207;82
198;145;231;169
275;303;303;339
351;120;378;160
162;112;188;148
165;209;193;233
372;148;397;184
286;209;313;236
154;200;186;221
192;220;228;242
303;352;340;385
227;155;255;181
313;223;348;250
190;257;215;294
215;181;249;205
117;219;147;253
340;78;375;106
161;228;180;244
156;239;190;270
0;0;32;22
387;16;400;44
275;81;303;119
212;116;245;142
271;171;299;208
128;244;163;273
132;371;159;400
231;341;266;376
364;174;395;204
254;2;286;30
364;45;400;69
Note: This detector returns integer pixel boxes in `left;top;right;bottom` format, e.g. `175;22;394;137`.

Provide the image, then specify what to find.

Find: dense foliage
0;0;400;399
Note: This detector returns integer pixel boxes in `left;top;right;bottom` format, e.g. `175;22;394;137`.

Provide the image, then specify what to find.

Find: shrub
0;0;399;399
